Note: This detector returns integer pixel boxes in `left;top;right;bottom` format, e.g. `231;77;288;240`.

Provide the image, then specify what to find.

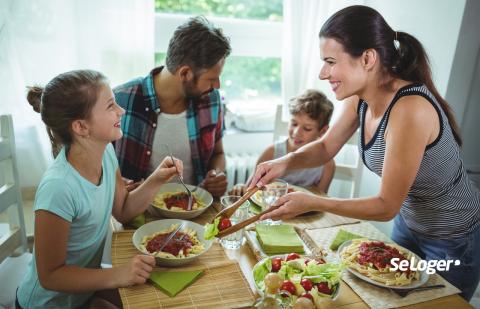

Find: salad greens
253;255;345;302
204;217;220;240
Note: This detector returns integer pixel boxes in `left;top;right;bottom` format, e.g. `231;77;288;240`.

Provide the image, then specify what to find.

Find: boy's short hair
289;89;334;128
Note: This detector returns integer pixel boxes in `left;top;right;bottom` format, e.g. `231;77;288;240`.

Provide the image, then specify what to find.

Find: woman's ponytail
394;32;463;146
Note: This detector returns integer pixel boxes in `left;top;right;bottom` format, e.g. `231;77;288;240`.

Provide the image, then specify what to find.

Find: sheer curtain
281;0;364;120
0;0;154;187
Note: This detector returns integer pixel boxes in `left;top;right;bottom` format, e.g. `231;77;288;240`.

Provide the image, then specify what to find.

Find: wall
445;0;480;172
357;0;467;236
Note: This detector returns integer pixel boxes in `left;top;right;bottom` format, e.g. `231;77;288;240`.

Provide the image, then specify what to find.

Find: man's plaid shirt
113;67;224;184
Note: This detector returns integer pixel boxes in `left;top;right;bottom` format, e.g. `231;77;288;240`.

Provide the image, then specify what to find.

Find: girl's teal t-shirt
18;143;118;309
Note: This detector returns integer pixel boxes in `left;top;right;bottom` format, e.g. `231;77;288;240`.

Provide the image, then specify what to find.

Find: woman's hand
152;156;182;184
248;157;290;189
116;255;155;287
260;192;321;220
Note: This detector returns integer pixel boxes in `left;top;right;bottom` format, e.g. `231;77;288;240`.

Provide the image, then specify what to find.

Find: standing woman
250;5;480;300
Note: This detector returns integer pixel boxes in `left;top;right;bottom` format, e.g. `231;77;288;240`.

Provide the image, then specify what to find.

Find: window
155;0;282;21
154;0;283;131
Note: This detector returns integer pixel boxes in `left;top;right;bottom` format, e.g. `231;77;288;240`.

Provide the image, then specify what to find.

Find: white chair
272;104;289;143
272;105;363;198
0;114;32;309
332;130;363;198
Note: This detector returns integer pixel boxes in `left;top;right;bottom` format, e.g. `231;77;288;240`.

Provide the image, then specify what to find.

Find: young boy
231;89;335;195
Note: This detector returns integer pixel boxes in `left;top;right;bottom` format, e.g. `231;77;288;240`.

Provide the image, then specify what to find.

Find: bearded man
113;16;230;197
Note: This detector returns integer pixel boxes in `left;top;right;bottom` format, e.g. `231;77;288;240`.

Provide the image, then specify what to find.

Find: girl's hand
117;255;155;287
152;156;183;184
260;192;320;220
248;157;289;189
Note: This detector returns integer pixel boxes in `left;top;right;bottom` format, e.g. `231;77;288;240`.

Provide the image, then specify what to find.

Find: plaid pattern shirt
113;66;224;184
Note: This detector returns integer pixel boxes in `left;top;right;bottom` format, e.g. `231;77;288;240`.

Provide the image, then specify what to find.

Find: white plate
250;183;311;208
337;239;429;289
132;219;213;267
148;183;213;219
252;254;341;300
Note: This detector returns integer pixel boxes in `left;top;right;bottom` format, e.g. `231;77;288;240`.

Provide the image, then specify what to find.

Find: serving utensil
389;284;445;297
217;205;279;238
213;187;260;221
165;144;193;211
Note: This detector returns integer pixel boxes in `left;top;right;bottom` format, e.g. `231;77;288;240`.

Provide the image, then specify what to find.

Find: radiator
225;153;259;190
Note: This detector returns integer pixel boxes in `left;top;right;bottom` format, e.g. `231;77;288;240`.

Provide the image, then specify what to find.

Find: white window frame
155;13;282;58
154;13;282;135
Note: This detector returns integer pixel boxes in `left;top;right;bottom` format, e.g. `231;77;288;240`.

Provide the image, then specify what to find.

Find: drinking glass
261;179;288;225
219;195;250;249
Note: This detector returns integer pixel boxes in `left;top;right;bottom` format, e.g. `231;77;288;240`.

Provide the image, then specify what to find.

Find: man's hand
201;169;227;198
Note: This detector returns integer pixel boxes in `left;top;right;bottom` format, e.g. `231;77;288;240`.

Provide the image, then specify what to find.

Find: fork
165;144;193;211
389;284;445;297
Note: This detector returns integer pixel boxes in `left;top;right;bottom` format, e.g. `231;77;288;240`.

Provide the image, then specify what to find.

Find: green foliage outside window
155;53;281;101
155;0;282;21
155;0;283;102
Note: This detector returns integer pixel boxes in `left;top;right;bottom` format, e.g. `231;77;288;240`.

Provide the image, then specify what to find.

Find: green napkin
149;270;203;297
256;224;304;255
128;213;146;229
329;229;363;251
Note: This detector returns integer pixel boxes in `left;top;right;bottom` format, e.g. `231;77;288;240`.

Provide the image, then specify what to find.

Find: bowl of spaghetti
148;183;213;219
133;219;213;266
338;238;428;289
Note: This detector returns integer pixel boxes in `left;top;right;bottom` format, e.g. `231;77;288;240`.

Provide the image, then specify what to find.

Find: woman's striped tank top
358;83;480;238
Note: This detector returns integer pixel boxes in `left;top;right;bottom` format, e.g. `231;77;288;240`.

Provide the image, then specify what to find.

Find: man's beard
183;80;213;101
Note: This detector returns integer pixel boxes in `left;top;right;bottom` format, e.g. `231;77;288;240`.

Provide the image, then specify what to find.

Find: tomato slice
218;217;232;231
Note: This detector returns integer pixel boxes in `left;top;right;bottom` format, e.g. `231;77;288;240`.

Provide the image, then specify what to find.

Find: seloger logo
390;257;461;274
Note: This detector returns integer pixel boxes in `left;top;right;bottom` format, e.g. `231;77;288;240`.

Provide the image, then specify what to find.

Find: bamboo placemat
284;211;360;230
303;222;461;308
111;231;255;308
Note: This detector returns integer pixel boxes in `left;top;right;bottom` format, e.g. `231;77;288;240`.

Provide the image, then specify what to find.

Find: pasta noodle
139;224;205;258
152;191;206;211
340;238;420;286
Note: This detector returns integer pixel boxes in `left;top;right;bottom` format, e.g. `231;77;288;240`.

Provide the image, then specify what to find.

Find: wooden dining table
111;188;473;309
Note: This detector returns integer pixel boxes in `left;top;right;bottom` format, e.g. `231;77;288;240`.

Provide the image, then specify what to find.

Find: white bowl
132;219;213;267
148;183;213;219
252;254;341;301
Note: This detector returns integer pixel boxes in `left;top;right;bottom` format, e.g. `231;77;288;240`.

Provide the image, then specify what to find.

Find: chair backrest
332;130;363;198
272;104;289;143
0;114;28;263
272;105;363;198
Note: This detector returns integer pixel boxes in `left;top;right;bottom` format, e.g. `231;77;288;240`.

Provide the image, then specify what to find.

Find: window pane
155;0;282;21
155;53;281;103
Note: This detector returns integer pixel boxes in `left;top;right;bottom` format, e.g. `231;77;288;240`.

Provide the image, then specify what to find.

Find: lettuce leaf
278;262;303;280
303;262;345;287
253;258;272;291
204;217;221;240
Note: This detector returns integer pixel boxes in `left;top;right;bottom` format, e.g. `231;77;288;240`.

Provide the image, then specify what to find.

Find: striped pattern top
358;83;480;238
